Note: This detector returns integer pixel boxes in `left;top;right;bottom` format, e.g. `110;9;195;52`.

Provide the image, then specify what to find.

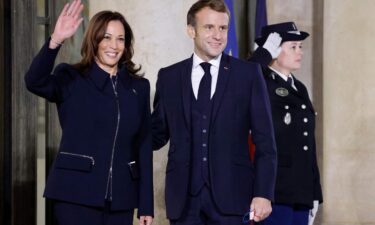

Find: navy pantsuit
54;201;134;225
25;40;153;224
152;53;277;222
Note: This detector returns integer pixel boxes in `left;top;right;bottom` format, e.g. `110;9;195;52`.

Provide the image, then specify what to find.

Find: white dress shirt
269;66;298;91
191;53;221;99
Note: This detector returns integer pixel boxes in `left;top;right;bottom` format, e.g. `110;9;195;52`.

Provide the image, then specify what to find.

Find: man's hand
139;215;153;225
250;197;272;222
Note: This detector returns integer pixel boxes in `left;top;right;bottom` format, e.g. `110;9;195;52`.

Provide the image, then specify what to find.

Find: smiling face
95;20;125;74
187;7;229;61
272;41;304;75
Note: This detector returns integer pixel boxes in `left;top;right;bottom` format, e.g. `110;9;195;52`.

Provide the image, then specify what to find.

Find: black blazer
152;53;277;219
24;40;153;216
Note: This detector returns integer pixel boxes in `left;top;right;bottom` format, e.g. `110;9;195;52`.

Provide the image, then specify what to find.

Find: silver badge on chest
284;112;291;125
275;87;289;97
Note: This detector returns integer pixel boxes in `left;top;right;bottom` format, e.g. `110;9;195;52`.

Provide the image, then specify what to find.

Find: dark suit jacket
25;40;153;216
152;53;277;219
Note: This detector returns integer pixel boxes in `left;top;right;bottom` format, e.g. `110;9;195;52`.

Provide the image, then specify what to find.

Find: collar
268;66;293;82
192;53;222;70
89;62;132;91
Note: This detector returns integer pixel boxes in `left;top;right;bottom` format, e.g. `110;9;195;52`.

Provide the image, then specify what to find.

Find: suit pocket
55;152;95;172
127;161;140;180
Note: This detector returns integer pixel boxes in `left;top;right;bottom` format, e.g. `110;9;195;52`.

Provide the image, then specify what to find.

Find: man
152;0;277;224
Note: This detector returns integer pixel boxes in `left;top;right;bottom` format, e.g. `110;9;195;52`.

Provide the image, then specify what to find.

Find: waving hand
50;0;84;48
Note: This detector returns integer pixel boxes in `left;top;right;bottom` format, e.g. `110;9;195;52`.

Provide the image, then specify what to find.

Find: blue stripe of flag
255;0;268;37
224;0;238;57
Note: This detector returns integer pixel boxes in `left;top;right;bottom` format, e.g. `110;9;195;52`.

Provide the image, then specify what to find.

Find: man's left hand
250;197;272;222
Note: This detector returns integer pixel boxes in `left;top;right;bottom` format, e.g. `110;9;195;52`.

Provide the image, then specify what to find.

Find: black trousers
54;201;134;225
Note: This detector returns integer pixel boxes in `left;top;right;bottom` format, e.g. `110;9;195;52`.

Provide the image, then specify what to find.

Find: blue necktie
197;62;212;111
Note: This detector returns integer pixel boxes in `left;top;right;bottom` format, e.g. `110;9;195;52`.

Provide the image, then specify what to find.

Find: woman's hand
139;215;153;225
50;0;84;48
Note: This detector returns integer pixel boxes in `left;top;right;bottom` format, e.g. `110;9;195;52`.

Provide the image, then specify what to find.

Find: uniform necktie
287;76;293;87
197;62;212;111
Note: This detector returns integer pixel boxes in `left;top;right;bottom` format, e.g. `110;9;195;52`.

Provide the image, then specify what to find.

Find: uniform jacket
24;40;153;216
250;51;323;208
152;53;277;219
249;47;273;67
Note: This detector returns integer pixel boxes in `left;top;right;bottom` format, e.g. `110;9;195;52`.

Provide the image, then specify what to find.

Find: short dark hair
187;0;230;26
74;11;141;76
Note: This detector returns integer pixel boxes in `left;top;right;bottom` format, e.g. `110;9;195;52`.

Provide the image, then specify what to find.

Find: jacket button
284;105;289;110
303;118;308;123
303;132;308;136
301;104;306;109
202;129;207;133
303;146;309;151
202;157;207;162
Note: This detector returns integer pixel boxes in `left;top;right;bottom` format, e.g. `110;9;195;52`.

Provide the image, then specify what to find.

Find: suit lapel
211;53;230;124
181;56;193;132
118;67;132;90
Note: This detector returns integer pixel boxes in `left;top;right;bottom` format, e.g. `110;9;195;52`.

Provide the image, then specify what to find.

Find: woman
24;1;153;225
249;22;323;225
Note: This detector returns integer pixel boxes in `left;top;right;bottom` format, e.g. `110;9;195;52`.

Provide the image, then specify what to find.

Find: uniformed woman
24;1;153;224
249;22;323;225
